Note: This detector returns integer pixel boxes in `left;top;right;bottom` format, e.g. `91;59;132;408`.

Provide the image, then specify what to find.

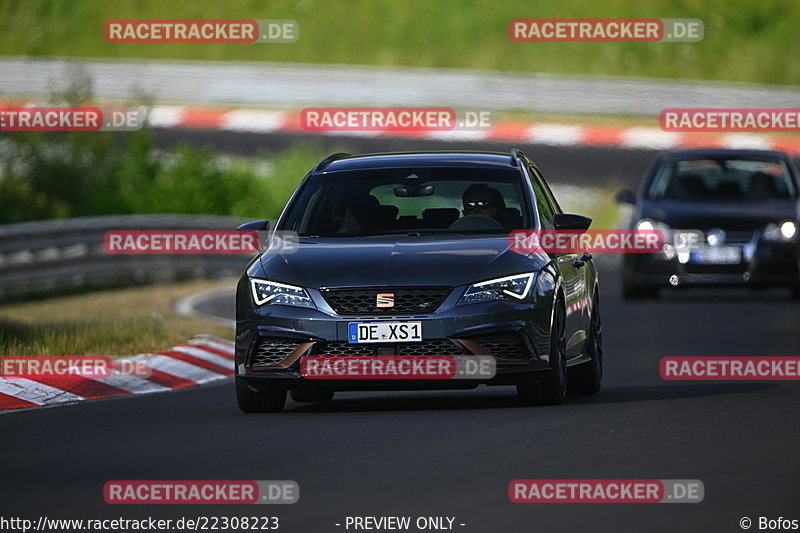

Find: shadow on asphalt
569;382;776;404
279;381;775;413
613;288;795;304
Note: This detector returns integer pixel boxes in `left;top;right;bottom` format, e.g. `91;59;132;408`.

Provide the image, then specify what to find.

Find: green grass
0;281;233;356
0;0;798;85
550;184;623;229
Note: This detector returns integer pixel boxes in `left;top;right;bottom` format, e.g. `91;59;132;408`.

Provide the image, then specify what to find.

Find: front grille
684;263;746;274
252;338;303;367
678;229;754;245
723;230;755;244
312;342;376;356
399;339;460;356
468;332;531;360
313;339;461;356
321;287;451;315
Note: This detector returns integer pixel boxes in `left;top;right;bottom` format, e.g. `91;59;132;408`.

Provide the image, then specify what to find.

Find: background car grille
313;339;461;356
321;287;451;315
722;230;755;244
467;332;531;360
252;338;303;367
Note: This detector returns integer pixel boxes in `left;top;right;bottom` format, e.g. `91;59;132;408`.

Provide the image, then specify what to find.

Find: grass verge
1;0;798;85
0;280;234;356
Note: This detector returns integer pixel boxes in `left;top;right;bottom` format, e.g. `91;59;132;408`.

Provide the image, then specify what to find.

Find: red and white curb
3;100;800;155
146;106;800;155
0;335;233;412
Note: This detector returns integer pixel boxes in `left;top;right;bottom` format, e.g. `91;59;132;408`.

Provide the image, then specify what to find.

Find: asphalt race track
152;128;659;188
2;135;799;532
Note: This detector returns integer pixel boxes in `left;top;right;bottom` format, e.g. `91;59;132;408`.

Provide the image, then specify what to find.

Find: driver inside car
462;183;499;219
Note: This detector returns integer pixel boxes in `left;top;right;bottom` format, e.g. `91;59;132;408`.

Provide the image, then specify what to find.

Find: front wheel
622;279;659;299
621;259;659;299
236;376;286;413
517;298;567;406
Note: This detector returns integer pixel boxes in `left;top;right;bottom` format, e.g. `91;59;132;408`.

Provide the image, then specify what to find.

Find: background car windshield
281;167;530;236
646;158;797;201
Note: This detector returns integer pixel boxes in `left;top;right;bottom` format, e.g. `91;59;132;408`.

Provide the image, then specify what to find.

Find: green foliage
0;0;798;84
0;128;334;223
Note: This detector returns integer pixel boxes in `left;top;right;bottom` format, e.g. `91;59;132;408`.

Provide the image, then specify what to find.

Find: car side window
530;165;562;214
527;165;555;229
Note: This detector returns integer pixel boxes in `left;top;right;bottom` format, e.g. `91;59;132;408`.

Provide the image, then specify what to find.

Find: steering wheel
448;214;504;231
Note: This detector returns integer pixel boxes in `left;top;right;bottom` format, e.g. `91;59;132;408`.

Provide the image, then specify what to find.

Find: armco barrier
0;215;262;302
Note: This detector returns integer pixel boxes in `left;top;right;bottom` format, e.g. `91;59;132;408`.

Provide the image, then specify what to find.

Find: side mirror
553;213;592;232
237;220;270;231
615;189;636;205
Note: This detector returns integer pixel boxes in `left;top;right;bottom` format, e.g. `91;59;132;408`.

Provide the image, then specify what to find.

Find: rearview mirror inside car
394;185;435;197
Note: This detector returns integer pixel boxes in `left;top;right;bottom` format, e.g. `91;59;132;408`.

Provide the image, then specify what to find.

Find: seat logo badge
376;293;395;308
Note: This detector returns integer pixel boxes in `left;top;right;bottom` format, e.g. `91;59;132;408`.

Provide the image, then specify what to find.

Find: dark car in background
234;150;602;412
617;149;800;299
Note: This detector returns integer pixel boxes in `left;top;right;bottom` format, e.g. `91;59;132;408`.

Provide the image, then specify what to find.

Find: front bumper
624;240;800;288
235;285;553;391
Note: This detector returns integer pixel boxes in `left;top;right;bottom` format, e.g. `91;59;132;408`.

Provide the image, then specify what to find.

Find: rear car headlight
250;278;315;308
763;221;797;242
460;273;536;305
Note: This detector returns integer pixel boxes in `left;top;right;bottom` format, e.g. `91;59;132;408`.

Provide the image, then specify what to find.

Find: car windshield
646;158;797;201
280;167;530;236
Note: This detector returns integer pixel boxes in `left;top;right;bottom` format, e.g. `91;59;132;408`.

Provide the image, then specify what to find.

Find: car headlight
636;218;672;239
636;219;674;257
783;221;798;239
250;278;315;308
763;221;797;242
636;219;655;232
460;273;536;305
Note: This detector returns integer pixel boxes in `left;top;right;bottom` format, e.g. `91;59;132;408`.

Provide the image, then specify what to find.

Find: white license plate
348;322;422;343
694;246;741;264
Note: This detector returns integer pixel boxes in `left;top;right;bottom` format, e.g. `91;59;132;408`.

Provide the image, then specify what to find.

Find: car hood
638;199;799;230
258;235;542;288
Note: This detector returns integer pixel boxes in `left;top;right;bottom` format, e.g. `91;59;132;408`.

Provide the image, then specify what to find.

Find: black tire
622;279;659;300
290;388;335;403
517;298;567;406
568;289;603;395
236;376;286;413
621;258;659;299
